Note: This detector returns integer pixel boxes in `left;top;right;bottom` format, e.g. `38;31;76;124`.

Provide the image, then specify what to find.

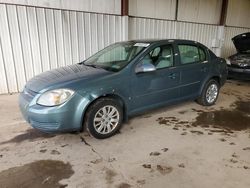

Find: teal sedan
19;39;227;139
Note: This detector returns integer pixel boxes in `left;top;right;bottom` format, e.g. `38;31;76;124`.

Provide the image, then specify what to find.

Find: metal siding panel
36;8;50;72
119;16;124;41
103;15;110;47
135;18;140;39
0;4;125;94
128;16;135;40
145;19;150;38
45;9;58;69
0;36;9;93
121;16;128;41
17;6;34;81
160;20;164;38
54;9;65;67
77;12;86;61
109;16;116;44
62;10;72;65
149;19;155;38
84;13;91;59
91;14;98;55
0;4;18;92
115;16;121;42
6;5;26;91
154;20;158;39
97;14;104;50
141;18;146;39
128;17;219;53
27;6;42;75
69;11;79;63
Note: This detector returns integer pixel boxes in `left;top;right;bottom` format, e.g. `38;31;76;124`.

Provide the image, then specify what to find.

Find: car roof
126;39;202;45
124;39;216;56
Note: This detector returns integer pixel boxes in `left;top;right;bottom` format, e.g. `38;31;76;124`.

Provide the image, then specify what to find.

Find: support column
121;0;129;41
216;0;228;57
216;26;225;57
121;0;128;16
219;0;228;26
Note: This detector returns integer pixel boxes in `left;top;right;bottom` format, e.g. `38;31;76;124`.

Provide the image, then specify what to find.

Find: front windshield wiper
82;62;116;72
83;63;103;69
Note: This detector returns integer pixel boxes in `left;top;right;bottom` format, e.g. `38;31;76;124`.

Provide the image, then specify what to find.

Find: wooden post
121;0;129;16
219;0;228;25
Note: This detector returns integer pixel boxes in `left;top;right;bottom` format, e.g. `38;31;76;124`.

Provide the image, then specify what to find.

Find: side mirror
135;63;156;73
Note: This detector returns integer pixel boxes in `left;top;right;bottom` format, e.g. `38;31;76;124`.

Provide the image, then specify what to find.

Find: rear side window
178;45;206;64
199;48;206;61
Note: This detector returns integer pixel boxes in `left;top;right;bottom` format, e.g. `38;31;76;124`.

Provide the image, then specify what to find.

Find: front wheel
84;98;123;139
197;79;220;106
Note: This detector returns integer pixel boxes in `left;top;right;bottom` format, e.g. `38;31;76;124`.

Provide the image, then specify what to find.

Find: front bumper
227;66;250;80
19;88;90;133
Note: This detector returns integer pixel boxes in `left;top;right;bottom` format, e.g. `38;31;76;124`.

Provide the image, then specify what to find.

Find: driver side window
140;45;174;69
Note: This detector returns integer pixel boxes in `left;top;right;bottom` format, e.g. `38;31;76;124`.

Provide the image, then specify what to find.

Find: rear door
176;43;211;98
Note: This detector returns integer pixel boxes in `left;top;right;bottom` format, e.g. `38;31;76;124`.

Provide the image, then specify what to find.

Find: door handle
168;73;176;79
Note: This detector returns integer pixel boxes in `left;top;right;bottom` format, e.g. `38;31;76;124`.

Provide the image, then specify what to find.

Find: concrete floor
0;80;250;188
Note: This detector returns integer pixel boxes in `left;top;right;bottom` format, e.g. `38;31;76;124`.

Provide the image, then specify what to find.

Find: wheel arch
199;75;221;96
210;76;221;86
197;76;220;106
80;93;128;132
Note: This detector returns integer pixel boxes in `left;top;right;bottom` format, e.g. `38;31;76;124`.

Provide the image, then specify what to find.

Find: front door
130;44;181;113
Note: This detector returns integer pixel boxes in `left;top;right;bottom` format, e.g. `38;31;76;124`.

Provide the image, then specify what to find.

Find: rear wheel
197;79;220;106
84;98;123;139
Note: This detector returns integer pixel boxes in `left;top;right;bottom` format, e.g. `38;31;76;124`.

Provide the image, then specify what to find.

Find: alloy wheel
206;84;218;104
93;105;120;134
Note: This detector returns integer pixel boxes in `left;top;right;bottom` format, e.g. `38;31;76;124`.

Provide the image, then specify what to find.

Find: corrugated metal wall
129;17;250;58
129;17;177;39
1;2;250;94
129;17;220;53
222;26;250;58
0;4;126;94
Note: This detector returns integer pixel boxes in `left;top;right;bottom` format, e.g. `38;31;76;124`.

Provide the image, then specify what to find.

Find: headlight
225;58;231;65
37;89;74;106
238;63;248;67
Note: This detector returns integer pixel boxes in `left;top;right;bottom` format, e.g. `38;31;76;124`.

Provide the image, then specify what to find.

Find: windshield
83;42;148;72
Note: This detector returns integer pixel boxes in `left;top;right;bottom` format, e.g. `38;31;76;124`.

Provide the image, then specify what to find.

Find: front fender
77;88;130;127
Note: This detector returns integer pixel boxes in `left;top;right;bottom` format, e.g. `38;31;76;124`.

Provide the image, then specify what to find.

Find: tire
84;98;123;139
197;79;220;106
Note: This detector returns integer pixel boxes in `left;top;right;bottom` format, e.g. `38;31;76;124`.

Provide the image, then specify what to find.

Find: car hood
26;64;111;92
232;32;250;53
